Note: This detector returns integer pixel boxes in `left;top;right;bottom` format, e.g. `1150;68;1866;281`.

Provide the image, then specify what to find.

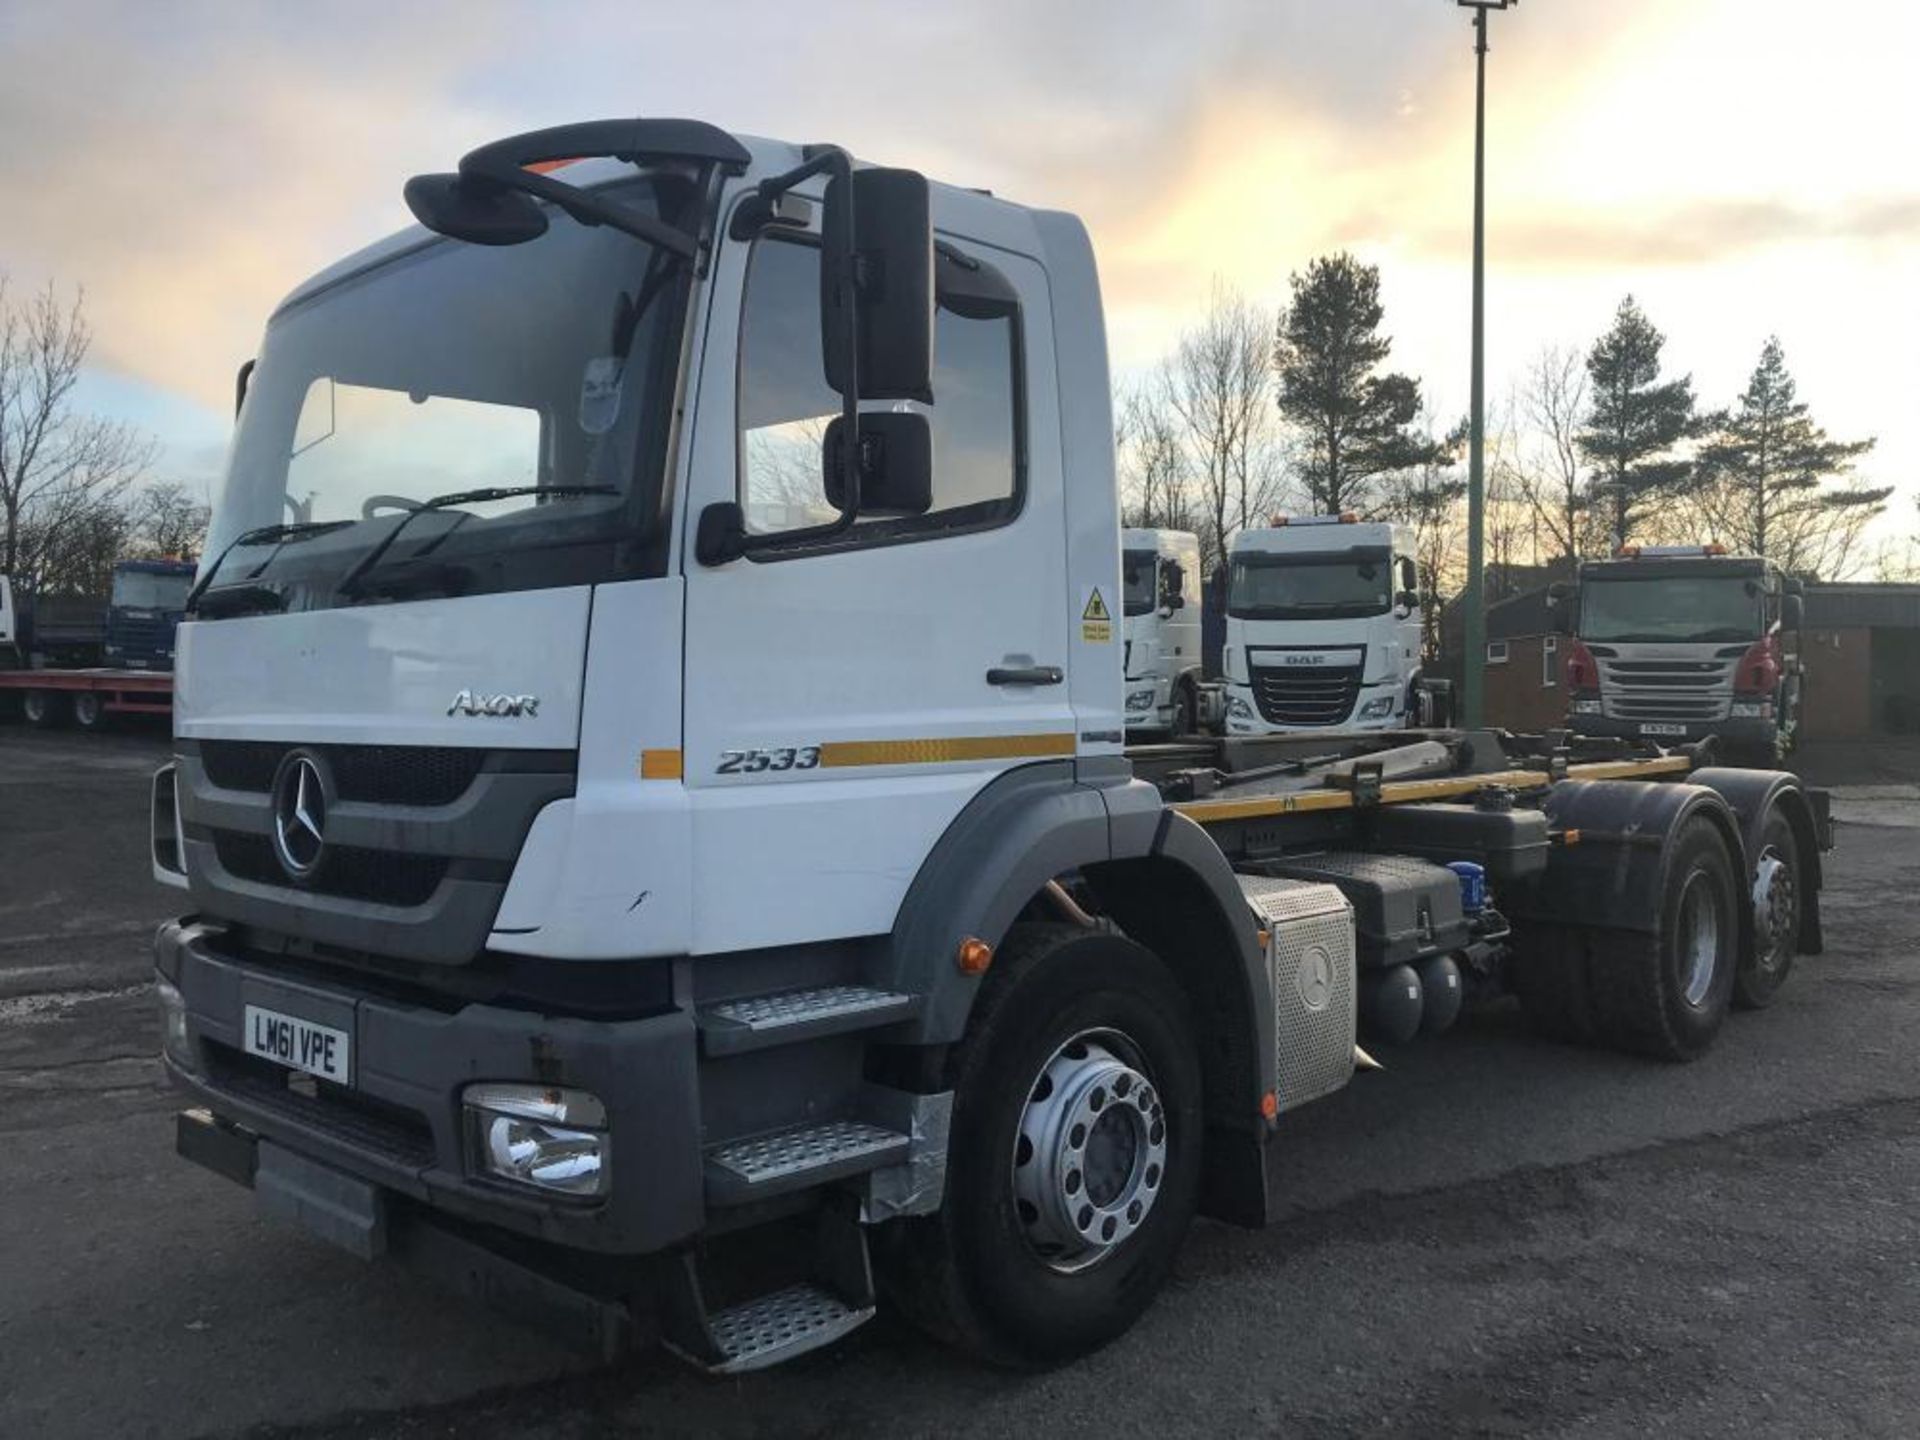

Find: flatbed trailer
0;666;173;730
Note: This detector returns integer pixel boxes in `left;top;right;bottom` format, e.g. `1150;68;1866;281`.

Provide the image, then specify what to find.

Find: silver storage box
1237;875;1357;1111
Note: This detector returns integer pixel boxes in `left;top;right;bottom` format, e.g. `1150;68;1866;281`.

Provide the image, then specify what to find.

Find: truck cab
1558;546;1803;764
1121;528;1203;735
105;559;196;671
1220;517;1424;733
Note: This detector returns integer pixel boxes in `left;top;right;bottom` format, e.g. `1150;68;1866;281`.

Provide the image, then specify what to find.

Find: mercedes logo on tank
270;752;329;879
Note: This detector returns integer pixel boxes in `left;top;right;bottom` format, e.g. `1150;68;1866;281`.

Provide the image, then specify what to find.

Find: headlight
1227;695;1253;721
156;976;192;1069
1730;701;1773;718
1571;699;1604;715
464;1083;609;1198
1126;688;1156;711
1359;696;1394;719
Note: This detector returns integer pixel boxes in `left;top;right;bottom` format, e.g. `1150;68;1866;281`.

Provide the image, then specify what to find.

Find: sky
3;0;1916;553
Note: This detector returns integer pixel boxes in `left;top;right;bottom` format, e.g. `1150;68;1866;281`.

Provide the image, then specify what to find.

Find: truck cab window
737;235;1020;542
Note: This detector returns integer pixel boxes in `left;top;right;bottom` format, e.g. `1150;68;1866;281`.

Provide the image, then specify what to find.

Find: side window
737;234;1021;544
1486;640;1509;665
1542;634;1559;688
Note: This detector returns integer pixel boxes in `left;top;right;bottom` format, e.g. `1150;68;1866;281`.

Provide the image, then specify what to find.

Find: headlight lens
463;1083;609;1198
1571;698;1604;715
1359;696;1394;719
1126;688;1156;711
1227;695;1253;720
155;976;192;1069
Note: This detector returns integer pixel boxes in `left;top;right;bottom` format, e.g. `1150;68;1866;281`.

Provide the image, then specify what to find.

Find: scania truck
1221;516;1436;734
1554;545;1804;767
154;120;1829;1374
1121;528;1204;736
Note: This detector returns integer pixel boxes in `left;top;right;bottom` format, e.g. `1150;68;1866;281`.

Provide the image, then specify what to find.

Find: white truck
1121;528;1204;736
153;120;1831;1374
1221;516;1435;735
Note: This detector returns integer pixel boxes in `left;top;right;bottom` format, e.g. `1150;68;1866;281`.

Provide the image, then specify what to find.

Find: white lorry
1221;516;1433;735
153;120;1830;1374
1121;528;1204;736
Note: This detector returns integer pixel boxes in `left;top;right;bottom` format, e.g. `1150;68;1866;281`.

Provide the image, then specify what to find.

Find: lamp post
1457;0;1516;729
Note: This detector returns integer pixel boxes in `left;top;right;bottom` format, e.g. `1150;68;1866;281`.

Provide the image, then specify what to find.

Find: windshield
112;570;192;610
1123;549;1157;617
1228;547;1393;621
202;177;690;612
1580;575;1763;643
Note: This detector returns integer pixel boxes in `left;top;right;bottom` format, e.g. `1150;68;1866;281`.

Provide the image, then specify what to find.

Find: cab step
703;1282;874;1373
654;1199;876;1373
698;984;919;1057
704;1117;910;1205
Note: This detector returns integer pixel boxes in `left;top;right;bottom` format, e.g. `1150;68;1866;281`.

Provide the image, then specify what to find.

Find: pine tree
1577;296;1696;546
1275;254;1436;515
1693;337;1885;576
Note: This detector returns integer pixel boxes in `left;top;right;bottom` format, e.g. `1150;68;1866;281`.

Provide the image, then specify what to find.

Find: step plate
705;1119;909;1203
704;1283;874;1374
699;985;917;1056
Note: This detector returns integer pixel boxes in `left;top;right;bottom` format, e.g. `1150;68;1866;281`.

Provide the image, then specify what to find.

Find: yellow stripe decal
818;733;1077;769
639;748;683;780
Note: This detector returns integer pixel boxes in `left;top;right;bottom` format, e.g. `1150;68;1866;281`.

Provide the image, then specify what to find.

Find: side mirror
1547;580;1575;605
1783;594;1805;630
1396;589;1420;612
822;413;932;518
821;168;934;404
403;172;550;247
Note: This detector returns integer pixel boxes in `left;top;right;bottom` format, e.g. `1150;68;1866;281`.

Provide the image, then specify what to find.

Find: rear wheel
1733;811;1800;1010
20;689;69;729
874;923;1202;1366
71;691;108;731
1170;681;1196;739
1515;815;1740;1061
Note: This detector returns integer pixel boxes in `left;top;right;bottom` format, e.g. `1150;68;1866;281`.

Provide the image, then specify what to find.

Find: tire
20;689;69;729
1171;682;1196;739
1732;810;1800;1011
71;690;108;731
873;922;1203;1366
1513;816;1741;1061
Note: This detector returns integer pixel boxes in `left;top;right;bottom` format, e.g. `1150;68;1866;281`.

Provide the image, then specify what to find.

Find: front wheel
20;689;69;729
874;923;1202;1365
1170;682;1196;738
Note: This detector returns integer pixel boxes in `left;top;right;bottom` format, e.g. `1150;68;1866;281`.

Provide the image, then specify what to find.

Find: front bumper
156;918;703;1256
1224;682;1401;735
1567;714;1780;746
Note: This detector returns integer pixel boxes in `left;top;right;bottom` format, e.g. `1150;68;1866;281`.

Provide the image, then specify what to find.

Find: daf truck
153;120;1830;1374
1554;546;1804;767
1221;516;1436;734
1121;528;1204;736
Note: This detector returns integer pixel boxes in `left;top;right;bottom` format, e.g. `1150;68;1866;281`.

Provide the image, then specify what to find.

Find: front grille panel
212;832;450;909
1598;655;1735;724
198;741;490;807
1250;663;1363;727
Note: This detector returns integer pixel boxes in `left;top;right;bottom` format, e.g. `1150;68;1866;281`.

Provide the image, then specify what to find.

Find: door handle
987;665;1064;687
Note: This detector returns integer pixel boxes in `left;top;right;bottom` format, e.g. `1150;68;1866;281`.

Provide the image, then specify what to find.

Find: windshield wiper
333;484;617;601
185;520;354;614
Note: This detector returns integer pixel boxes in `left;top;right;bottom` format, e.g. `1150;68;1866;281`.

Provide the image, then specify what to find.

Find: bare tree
0;278;155;588
1116;382;1196;535
1378;418;1468;662
1508;344;1599;564
1163;282;1286;572
128;480;213;561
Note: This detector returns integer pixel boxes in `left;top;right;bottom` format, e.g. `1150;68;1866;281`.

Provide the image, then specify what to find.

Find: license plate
243;1004;351;1083
1638;722;1688;737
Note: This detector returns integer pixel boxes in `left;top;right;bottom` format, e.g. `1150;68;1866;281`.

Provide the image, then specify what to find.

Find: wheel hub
1751;849;1796;969
1012;1032;1167;1273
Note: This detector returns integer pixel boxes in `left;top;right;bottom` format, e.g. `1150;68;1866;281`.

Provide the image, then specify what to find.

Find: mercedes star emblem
271;753;328;879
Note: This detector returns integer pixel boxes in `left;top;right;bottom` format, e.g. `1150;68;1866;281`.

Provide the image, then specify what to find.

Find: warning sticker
1081;587;1113;644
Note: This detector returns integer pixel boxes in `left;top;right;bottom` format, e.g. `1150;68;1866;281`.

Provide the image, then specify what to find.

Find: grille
199;741;489;807
1249;662;1364;728
204;1042;436;1168
1598;655;1735;723
212;831;449;909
